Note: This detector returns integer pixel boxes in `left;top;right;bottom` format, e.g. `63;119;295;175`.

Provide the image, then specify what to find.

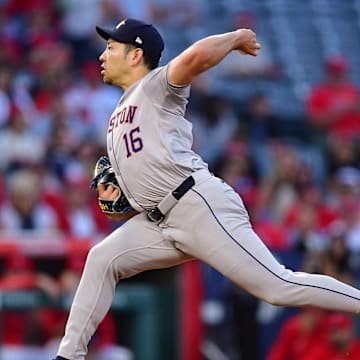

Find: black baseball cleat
53;357;69;360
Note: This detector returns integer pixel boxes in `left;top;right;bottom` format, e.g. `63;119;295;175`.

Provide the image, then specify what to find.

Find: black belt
147;175;195;224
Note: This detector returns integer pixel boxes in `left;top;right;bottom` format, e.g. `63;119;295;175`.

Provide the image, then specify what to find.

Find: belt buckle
147;208;164;224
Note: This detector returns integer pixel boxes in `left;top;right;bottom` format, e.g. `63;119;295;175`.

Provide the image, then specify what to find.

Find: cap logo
116;19;127;29
135;36;143;45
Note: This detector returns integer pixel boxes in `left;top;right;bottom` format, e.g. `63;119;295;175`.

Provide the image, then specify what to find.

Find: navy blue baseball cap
96;19;164;65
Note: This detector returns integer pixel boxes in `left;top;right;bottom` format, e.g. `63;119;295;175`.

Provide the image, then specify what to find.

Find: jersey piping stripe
190;188;360;302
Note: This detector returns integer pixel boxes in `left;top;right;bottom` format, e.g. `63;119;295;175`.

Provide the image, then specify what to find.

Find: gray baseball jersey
57;65;360;360
107;65;207;211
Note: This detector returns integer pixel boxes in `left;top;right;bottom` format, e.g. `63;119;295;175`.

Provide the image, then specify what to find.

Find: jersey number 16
123;126;143;157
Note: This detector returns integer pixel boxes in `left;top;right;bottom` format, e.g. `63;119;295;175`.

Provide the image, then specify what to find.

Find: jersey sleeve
141;65;191;116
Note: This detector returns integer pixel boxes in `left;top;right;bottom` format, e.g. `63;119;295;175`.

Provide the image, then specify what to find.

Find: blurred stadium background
1;0;360;359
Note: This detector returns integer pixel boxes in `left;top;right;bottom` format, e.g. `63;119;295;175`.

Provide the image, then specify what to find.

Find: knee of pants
86;244;118;280
253;270;295;306
261;288;286;306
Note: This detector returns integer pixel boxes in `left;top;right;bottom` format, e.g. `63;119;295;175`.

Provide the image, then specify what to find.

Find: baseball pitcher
53;19;360;360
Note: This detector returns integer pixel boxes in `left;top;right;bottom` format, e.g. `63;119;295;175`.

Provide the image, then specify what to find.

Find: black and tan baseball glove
91;155;133;214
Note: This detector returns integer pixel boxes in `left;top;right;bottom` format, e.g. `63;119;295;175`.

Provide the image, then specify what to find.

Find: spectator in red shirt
266;307;329;360
303;313;360;360
284;182;338;233
306;55;360;140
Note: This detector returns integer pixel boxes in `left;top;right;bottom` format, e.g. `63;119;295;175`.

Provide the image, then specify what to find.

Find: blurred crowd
1;1;360;360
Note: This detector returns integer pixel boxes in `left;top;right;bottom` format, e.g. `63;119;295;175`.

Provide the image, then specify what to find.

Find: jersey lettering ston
107;65;207;212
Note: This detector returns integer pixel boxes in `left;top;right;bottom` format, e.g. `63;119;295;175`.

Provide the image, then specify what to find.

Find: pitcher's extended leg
57;213;189;360
206;227;360;313
171;178;360;314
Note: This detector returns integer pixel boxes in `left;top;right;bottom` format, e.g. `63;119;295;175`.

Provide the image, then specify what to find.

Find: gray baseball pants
57;169;360;360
